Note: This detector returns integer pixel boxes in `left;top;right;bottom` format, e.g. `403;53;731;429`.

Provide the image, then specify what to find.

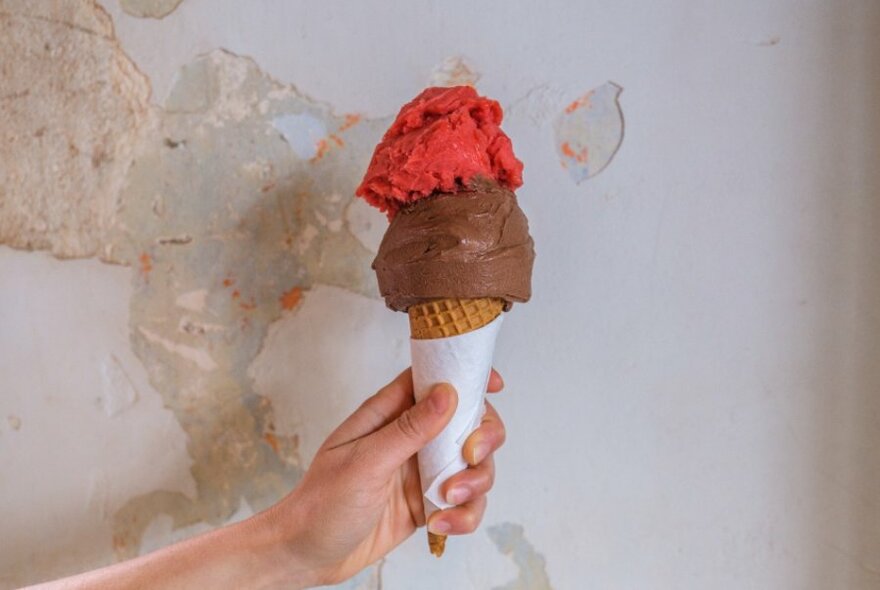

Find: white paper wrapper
410;314;503;515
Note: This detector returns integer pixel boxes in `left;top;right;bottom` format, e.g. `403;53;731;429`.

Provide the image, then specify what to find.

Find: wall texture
2;1;879;588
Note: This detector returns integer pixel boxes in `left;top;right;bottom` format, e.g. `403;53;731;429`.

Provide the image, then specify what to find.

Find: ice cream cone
408;297;504;557
356;86;534;564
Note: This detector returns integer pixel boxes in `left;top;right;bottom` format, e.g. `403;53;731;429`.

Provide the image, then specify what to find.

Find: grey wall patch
109;50;391;558
489;523;554;590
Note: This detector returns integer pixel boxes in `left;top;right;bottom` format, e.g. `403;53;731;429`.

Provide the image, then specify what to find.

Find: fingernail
471;443;488;465
446;485;471;505
429;384;451;414
429;519;451;534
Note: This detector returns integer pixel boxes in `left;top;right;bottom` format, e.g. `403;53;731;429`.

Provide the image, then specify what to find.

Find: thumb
363;382;458;474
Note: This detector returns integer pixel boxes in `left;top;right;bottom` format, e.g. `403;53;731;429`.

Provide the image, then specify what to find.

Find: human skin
32;369;506;590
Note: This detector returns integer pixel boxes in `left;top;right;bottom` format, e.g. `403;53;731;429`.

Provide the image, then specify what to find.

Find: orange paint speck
338;113;361;132
261;182;276;193
139;252;152;275
561;141;588;163
263;432;280;454
239;300;256;311
280;286;302;310
565;93;593;114
311;139;329;162
231;289;240;300
330;134;344;147
223;277;235;287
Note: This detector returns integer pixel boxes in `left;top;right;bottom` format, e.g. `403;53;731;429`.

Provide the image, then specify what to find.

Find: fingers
325;367;503;451
362;383;458;474
428;399;504;537
462;401;506;466
487;369;504;394
323;368;414;449
427;496;488;536
441;456;494;506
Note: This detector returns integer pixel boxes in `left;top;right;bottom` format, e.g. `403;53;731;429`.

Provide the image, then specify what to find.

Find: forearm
30;511;317;590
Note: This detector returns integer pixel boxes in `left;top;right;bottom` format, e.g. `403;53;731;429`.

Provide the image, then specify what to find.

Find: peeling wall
3;1;880;589
554;82;624;183
111;49;388;558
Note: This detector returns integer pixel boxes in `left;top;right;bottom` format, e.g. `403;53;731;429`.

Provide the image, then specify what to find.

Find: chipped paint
137;326;219;372
119;0;184;19
273;113;328;160
138;252;153;276
175;289;208;312
344;197;386;253
554;82;624;183
339;113;362;132
489;523;554;590
106;50;391;557
280;286;303;311
99;355;140;417
430;55;481;87
0;0;152;260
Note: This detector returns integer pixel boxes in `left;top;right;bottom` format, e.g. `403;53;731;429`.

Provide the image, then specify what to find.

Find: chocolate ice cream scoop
372;179;535;312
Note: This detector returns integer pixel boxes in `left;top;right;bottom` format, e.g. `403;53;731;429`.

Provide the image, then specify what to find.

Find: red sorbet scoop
356;86;523;218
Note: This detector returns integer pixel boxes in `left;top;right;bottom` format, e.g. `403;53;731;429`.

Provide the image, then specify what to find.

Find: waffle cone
427;531;447;557
408;297;504;340
408;297;503;557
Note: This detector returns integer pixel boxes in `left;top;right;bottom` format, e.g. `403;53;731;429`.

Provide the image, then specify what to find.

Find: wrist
241;500;324;590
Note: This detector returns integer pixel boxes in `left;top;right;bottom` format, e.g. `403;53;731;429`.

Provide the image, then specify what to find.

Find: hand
267;368;507;586
35;369;506;590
